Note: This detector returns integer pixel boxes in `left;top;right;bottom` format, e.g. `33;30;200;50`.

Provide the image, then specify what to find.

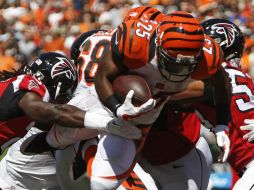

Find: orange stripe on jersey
191;35;223;80
111;20;158;69
84;145;97;178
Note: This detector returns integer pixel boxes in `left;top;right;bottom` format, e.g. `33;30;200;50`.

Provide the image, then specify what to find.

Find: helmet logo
51;57;76;80
28;80;39;90
211;23;239;47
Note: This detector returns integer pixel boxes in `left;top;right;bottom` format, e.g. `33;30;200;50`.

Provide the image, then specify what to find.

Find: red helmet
156;11;204;82
124;6;164;23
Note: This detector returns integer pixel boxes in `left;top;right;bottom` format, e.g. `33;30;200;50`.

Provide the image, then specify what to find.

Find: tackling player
197;18;254;190
164;18;252;190
0;51;141;189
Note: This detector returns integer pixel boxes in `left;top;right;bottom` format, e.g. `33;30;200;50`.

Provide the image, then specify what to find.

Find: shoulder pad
13;75;47;98
111;20;157;69
191;35;224;80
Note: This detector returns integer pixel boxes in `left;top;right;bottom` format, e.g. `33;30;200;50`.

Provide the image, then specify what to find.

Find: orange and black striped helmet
156;11;204;82
124;6;164;23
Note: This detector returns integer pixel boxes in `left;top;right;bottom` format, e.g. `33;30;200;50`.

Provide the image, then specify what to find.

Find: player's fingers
244;119;254;124
217;153;223;163
248;134;254;142
222;141;230;162
243;131;253;140
125;90;134;103
216;135;224;147
240;125;253;131
139;98;155;112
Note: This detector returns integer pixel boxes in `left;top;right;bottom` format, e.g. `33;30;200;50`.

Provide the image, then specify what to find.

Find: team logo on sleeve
211;23;239;47
51;57;76;80
28;80;39;90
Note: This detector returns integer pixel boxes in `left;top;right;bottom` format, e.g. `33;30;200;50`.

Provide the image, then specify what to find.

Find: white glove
240;119;254;142
116;90;156;121
84;111;141;139
213;125;230;162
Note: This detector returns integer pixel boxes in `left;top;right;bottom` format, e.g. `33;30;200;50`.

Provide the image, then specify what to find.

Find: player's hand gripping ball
113;75;152;106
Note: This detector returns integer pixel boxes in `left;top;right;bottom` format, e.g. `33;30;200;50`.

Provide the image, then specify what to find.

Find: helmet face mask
27;52;77;103
157;47;201;82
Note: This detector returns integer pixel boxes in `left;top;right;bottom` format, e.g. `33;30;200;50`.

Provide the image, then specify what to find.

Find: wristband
104;94;122;116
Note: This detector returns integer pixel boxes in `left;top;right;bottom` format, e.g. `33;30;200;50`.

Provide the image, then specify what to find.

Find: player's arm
19;91;141;139
19;92;85;128
204;66;231;126
94;50;123;114
94;48;155;123
169;80;213;104
204;66;231;163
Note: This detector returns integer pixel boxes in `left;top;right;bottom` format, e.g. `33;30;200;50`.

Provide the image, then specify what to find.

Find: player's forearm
23;101;85;128
94;54;123;114
170;80;205;101
95;73;115;104
208;68;231;125
51;104;85;128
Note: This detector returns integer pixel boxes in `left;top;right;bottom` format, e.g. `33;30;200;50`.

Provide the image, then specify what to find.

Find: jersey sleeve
191;35;224;80
13;75;48;100
111;20;157;69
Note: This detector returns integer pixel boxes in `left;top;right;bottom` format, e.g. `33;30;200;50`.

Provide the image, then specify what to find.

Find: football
113;75;152;106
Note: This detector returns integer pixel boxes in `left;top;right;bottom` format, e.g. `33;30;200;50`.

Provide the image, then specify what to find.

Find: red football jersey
226;64;254;173
143;106;200;165
0;74;48;150
195;62;254;173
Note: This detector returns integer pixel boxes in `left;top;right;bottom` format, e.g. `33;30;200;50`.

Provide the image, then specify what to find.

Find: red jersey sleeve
191;35;224;80
13;75;48;99
111;19;158;69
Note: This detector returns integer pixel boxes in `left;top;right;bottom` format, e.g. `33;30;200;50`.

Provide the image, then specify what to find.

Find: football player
90;11;231;189
121;6;214;190
166;18;252;190
0;51;140;190
198;18;254;190
53;28;157;190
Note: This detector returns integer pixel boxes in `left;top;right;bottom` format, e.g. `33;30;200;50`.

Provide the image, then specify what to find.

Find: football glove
116;90;156;122
240;119;254;142
213;125;230;163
